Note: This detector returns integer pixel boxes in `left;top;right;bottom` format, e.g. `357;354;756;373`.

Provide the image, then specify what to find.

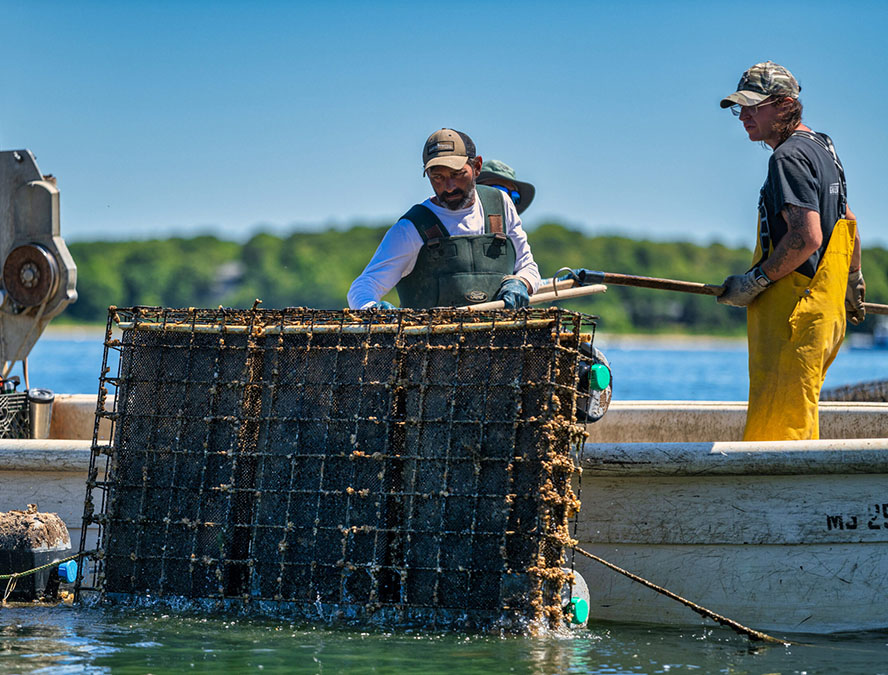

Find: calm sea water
1;606;887;674
5;330;888;674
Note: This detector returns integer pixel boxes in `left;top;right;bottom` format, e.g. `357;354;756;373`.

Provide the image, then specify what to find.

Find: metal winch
0;150;77;383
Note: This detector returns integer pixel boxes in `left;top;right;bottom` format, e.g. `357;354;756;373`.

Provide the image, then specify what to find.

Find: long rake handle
540;272;722;296
539;272;888;315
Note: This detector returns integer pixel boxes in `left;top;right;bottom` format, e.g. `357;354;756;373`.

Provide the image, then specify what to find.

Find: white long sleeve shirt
347;189;541;309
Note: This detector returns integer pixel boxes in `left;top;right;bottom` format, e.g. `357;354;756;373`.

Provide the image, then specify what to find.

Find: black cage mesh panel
78;307;592;631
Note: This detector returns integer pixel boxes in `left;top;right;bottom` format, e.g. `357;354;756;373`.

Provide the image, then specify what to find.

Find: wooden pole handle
460;283;607;311
541;271;888;316
864;302;888;316
540;272;723;296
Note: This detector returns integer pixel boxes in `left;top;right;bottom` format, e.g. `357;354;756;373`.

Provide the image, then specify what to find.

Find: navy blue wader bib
395;185;516;308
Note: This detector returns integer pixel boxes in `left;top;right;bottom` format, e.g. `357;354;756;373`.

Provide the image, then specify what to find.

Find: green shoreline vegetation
63;223;888;336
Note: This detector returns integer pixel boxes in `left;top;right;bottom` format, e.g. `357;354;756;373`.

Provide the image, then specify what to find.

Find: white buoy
561;567;590;627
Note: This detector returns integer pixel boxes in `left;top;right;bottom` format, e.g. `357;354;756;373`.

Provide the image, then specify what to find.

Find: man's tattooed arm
760;205;823;281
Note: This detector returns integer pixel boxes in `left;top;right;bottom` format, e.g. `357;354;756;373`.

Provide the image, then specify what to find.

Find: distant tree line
64;223;888;335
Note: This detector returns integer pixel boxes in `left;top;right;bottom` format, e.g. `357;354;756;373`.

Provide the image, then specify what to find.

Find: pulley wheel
3;244;59;307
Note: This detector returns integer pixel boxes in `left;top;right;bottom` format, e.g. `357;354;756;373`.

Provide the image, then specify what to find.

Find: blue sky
2;0;886;250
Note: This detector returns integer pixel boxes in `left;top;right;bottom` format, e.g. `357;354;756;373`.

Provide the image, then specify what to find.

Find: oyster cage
77;307;594;632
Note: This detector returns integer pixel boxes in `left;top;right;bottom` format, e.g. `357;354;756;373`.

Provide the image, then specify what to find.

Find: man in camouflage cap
716;61;865;441
720;60;800;108
348;129;540;310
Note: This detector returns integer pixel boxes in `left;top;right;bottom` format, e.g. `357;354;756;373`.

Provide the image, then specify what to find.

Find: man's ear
471;155;483;176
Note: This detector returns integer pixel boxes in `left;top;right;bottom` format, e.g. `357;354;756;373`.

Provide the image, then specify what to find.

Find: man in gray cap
348;129;541;310
716;61;865;442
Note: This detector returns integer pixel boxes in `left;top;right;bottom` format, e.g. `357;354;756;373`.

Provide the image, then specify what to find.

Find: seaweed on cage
77;307;594;633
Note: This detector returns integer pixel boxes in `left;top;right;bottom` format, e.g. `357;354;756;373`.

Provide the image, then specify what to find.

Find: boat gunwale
581;438;888;476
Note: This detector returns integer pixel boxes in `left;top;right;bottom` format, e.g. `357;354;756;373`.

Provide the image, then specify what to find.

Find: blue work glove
556;268;606;286
717;267;772;307
494;278;530;309
369;300;396;309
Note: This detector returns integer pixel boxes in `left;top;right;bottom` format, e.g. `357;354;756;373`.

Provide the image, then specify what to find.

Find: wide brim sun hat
477;159;536;215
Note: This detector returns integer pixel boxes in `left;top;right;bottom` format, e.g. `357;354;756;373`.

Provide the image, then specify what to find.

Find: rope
0;549;95;605
0;549;91;580
2;578;15;604
572;544;790;645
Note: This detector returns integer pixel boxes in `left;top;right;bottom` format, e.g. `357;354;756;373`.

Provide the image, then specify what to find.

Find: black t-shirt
757;130;846;278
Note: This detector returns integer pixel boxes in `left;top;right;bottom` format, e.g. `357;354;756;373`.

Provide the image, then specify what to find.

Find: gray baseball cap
422;129;476;174
720;61;800;108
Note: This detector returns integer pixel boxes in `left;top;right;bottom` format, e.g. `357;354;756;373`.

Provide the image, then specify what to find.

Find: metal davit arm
0;150;77;377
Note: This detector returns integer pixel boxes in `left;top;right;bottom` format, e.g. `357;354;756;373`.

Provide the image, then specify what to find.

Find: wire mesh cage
77;306;595;631
0;393;29;439
821;378;888;403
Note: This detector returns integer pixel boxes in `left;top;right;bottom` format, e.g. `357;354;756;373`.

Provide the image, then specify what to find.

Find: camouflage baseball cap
720;61;800;108
422;128;476;175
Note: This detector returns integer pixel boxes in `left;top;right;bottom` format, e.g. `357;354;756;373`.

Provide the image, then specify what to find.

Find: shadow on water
1;606;887;674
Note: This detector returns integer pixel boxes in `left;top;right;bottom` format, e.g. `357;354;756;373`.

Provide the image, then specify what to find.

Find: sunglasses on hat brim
490;184;520;205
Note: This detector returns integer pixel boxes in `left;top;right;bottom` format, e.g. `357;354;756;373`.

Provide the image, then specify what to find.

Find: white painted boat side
581;438;888;475
576;472;888;546
574;543;886;634
585;400;888;443
0;440;92;471
576;436;888;632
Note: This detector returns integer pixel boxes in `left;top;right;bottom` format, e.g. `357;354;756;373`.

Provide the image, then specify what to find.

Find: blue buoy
57;560;77;584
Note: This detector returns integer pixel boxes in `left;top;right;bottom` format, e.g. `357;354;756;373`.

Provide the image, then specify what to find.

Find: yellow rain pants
744;218;856;441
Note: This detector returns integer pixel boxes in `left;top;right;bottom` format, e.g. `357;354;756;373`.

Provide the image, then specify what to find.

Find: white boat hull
578;419;888;633
576;541;885;633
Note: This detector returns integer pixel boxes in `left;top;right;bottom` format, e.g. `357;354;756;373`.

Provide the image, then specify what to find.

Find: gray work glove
846;268;866;325
717;266;772;307
369;300;396;310
495;277;530;309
